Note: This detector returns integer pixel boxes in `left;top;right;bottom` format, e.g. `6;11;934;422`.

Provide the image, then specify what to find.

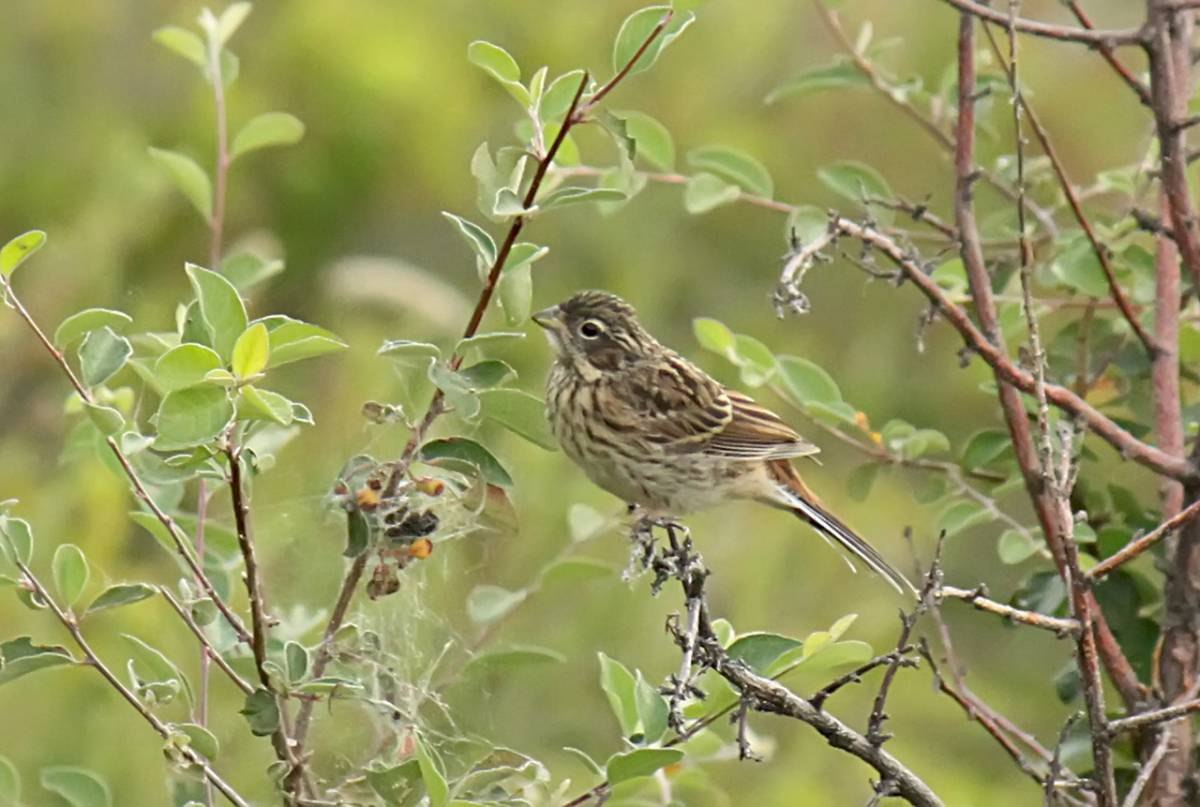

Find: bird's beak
532;305;561;329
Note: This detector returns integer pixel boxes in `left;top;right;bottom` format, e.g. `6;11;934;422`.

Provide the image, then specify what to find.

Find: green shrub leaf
612;6;694;77
52;544;88;608
149;148;213;222
155;385;234;447
478;389;557;450
420;437;514;487
185;264;247;361
40;767;111;807
605;748;684;785
687;145;773;197
78;327;132;388
53;309;133;349
231;112;305;159
85;583;157;616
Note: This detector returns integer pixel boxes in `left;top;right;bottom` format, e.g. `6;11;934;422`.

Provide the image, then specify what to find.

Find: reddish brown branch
1065;0;1153;105
937;0;1145;46
1089;498;1200;580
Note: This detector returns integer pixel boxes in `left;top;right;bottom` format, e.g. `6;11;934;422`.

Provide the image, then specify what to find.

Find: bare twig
1063;0;1152;105
160;588;254;696
1088;498;1200;579
937;585;1079;635
936;0;1145;46
1109;699;1200;734
1122;730;1173;807
225;442;296;776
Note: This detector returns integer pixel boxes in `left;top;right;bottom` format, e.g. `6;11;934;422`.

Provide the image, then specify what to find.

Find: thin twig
1088;498;1200;579
1063;0;1152;105
936;0;1146;46
937;585;1079;635
1109;698;1200;734
11;557;249;806
160;588;255;696
1122;730;1172;807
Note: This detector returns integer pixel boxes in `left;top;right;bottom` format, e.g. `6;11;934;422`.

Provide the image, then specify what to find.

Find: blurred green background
0;1;1154;804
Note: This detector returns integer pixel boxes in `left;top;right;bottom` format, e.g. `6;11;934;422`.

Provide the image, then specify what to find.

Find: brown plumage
533;290;912;594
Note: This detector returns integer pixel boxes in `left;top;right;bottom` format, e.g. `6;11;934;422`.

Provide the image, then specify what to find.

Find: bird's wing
612;353;819;461
704;389;821;460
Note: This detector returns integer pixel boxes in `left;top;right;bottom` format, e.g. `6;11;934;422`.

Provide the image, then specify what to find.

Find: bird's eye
578;319;605;339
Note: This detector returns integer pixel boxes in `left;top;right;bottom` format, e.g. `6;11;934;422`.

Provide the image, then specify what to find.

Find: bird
532;290;913;595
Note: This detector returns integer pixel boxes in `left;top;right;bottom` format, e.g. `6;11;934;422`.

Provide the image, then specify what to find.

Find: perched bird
532;290;913;594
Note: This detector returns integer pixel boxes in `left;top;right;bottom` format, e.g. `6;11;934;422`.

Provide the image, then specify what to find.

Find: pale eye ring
578;319;605;339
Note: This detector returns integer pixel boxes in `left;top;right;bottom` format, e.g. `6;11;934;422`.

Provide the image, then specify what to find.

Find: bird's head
532;290;657;373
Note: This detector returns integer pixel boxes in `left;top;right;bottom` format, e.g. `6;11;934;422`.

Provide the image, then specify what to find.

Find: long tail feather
787;493;915;596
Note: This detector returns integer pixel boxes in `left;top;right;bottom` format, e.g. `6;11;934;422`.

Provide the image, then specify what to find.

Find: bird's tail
769;461;915;596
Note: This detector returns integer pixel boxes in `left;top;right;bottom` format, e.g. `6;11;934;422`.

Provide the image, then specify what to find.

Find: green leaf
817;160;893;217
414;734;449;807
40;767;111;807
541;556;614;586
499;263;533;325
52;544;88;609
285;641;309;684
598;652;639;736
231;322;270;378
542;69;587;121
688;145;773;197
155;385;234;448
467;584;526;625
428;363;480;420
85;583;157;616
344;510;370;558
238;385;295;425
457;331;525;353
122;634;193;708
847;463;881;502
257;315;347;367
619;110;674;170
215;2;252;45
0;517;34;566
693;317;736;358
53;308;133;349
766;60;869;104
683;172;740;214
378;339;441;363
84;402;125;436
78;327;132;388
478;389;557;450
155;344;223;392
0;230;47;279
634;671;669;743
419;437;514;487
537;186;628;208
174;722;219;761
185;263;247;362
458;359;516;389
612;6;695;78
961;429;1012;470
605;748;684;785
787;205;830;246
493;188;526;217
1051;235;1109;298
461;645;566;676
152;26;206;68
0;637;75;687
507;242;550;274
998;529;1039;564
365;760;423;805
776;355;842;406
221;253;285;291
568;504;608;543
467;40;529;105
727;632;803;674
442;212;497;266
938;500;993;537
240;687;280;736
563;746;603;776
732;334;777;386
231;112;305;160
148;148;213;222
